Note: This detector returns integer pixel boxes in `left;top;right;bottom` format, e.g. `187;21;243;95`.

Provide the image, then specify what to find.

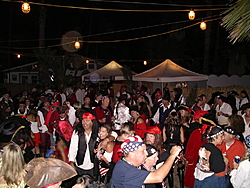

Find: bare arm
162;126;167;142
180;126;184;143
144;146;182;184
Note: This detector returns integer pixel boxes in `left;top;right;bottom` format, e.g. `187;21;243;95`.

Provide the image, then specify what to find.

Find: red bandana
82;112;96;120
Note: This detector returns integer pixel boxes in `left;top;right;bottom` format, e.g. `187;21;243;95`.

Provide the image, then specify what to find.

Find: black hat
212;91;224;98
217;95;227;102
176;105;194;114
240;103;250;111
146;144;158;157
130;105;140;114
162;95;170;101
118;94;128;102
224;125;236;135
57;106;68;114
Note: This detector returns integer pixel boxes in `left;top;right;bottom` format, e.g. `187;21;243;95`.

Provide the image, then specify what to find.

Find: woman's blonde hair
1;143;25;186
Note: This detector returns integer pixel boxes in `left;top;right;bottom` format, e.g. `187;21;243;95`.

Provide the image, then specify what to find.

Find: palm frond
221;0;250;43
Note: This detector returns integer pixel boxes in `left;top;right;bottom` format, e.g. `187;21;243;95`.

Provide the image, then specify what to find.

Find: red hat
140;90;145;95
51;101;60;106
146;126;162;135
193;110;209;120
156;91;162;96
82;112;96;120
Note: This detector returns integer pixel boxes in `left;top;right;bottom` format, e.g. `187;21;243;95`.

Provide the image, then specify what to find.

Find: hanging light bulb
22;1;30;14
74;39;80;49
86;59;89;64
143;61;147;65
188;10;195;20
200;21;207;30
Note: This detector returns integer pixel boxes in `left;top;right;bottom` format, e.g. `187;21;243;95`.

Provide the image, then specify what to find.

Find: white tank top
30;122;40;133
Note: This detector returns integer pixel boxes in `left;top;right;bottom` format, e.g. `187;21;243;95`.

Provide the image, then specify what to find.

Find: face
162;99;169;107
19;104;25;110
65;101;70;107
82;119;93;130
145;152;159;167
96;95;103;101
245;108;250;117
214;133;224;145
223;132;233;143
25;99;31;106
132;144;148;166
3;94;9;100
84;97;91;105
59;112;67;119
44;101;50;108
131;110;139;117
241;92;246;98
99;127;108;139
137;97;143;103
145;133;156;145
178;109;186;117
102;98;110;108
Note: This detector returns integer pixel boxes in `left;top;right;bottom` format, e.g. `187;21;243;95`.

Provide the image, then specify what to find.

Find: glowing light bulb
17;54;21;58
86;59;89;64
200;21;207;30
22;2;30;14
188;10;195;20
74;41;80;49
143;61;147;65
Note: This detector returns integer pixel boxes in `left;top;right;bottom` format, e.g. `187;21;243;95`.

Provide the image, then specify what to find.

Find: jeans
194;175;226;188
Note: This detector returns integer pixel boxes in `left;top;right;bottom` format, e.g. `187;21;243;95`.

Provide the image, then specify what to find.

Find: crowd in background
0;82;250;188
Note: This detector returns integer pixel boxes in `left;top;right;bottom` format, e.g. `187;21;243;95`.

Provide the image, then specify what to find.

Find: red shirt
94;106;112;125
217;139;245;169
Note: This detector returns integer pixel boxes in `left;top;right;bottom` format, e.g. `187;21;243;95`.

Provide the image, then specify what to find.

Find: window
12;75;17;81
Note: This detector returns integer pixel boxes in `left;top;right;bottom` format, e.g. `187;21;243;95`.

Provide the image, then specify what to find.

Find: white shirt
68;106;76;126
240;98;249;108
230;159;250;188
75;88;86;105
242;114;250;138
152;103;175;124
38;110;48;133
201;103;211;111
113;103;132;130
215;102;232;125
68;131;94;170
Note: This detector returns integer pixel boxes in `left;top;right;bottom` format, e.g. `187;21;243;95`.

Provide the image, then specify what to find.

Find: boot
177;164;185;188
167;167;174;188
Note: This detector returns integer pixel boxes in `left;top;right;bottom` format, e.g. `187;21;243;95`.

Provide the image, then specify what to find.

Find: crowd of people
0;83;250;188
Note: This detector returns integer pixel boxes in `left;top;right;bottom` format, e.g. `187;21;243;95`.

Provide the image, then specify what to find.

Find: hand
69;162;76;170
232;161;239;169
223;155;229;165
170;146;182;158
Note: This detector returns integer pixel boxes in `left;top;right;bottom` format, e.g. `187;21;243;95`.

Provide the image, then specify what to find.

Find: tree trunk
203;0;213;74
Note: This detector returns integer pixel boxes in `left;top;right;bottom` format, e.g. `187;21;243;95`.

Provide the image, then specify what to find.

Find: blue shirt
111;159;150;188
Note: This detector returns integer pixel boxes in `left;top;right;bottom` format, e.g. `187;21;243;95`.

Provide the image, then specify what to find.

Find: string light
200;20;206;30
22;1;30;14
143;60;147;65
74;38;81;49
188;10;195;20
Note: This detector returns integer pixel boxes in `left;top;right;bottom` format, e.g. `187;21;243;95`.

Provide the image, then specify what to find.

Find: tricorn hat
24;158;77;188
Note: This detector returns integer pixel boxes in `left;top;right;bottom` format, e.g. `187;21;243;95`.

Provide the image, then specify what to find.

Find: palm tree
221;0;250;44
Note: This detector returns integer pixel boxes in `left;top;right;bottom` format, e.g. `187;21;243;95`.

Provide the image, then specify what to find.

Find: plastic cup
234;156;240;163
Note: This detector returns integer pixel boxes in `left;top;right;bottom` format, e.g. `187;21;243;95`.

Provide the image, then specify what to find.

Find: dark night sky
0;0;249;75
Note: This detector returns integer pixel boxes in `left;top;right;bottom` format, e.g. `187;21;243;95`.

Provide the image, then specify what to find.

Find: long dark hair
75;113;100;140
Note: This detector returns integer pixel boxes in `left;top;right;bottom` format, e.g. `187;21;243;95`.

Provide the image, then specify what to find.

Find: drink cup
234;156;240;163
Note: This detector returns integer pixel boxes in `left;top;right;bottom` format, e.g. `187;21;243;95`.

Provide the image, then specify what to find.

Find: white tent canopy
82;61;125;81
133;59;208;82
